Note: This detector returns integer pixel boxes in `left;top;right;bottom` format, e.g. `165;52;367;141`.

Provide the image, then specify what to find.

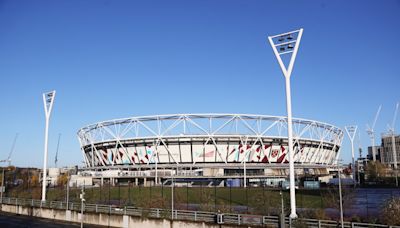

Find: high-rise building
367;146;383;162
381;134;400;168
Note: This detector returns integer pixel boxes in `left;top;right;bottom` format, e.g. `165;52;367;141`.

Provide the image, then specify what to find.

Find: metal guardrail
1;197;399;228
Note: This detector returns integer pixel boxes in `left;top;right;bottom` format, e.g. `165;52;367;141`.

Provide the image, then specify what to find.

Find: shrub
381;197;400;225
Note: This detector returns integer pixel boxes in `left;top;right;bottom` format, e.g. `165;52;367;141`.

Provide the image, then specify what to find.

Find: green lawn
6;185;334;215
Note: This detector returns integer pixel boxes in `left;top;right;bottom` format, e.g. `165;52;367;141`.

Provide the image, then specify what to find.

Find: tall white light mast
345;125;357;186
42;90;56;202
268;28;303;219
366;105;382;162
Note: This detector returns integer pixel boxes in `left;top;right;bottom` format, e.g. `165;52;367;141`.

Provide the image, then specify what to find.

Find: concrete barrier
0;204;226;228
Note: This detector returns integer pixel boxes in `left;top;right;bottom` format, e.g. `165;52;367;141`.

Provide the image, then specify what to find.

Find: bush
298;209;328;220
381;197;400;225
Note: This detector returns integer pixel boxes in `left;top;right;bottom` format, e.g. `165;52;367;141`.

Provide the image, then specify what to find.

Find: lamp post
171;169;174;219
391;132;398;187
80;186;85;228
337;159;344;228
244;156;247;188
42;90;56;202
268;28;303;219
345;125;357;187
66;172;70;210
155;151;158;185
0;167;5;205
280;190;285;228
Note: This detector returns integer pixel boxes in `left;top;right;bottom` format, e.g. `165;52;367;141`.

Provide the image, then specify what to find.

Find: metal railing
1;197;399;228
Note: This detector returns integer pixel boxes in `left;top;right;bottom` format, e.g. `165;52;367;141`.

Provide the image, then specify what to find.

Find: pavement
0;211;106;228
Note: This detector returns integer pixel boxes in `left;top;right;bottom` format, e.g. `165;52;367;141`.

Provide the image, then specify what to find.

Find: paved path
0;212;106;228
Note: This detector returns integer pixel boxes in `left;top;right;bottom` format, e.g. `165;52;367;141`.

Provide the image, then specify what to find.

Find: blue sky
0;0;399;167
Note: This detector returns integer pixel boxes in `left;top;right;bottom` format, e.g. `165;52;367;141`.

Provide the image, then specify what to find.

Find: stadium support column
42;90;56;202
268;28;303;219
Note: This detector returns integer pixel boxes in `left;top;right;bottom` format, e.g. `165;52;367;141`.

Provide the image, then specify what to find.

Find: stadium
77;114;343;186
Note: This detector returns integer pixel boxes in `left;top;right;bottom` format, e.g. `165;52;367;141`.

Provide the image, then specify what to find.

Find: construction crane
55;134;61;168
0;133;19;166
366;105;382;162
387;102;399;186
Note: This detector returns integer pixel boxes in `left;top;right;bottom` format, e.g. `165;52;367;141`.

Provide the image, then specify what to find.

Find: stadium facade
77;114;343;185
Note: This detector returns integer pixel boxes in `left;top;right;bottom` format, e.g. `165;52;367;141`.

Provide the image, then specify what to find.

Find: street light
42;90;56;202
80;185;85;228
171;168;175;219
268;28;303;219
280;190;285;228
337;159;344;228
345;125;357;187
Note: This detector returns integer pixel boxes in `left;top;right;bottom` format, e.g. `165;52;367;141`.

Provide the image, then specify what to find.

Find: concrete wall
0;204;230;228
203;168;224;177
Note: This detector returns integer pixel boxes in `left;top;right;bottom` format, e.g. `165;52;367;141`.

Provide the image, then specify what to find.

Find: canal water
326;188;400;219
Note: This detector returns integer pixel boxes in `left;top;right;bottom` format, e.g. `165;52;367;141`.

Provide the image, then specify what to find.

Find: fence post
351;222;355;228
96;204;98;213
238;214;241;225
230;185;232;213
318;220;321;228
214;180;217;212
194;211;197;221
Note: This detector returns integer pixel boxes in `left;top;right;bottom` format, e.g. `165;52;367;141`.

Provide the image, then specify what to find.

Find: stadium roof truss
77;114;344;168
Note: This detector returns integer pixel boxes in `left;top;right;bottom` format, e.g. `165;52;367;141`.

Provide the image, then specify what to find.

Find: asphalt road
0;212;106;228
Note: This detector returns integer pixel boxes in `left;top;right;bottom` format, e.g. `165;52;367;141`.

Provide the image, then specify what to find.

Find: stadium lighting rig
42;90;56;202
345;125;358;186
268;28;303;219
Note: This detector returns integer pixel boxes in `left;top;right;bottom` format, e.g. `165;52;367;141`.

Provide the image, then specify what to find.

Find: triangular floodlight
345;125;358;142
43;90;56;119
268;28;303;78
345;125;358;186
345;125;358;158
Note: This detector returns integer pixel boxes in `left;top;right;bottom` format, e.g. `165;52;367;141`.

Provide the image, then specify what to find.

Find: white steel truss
77;114;343;168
